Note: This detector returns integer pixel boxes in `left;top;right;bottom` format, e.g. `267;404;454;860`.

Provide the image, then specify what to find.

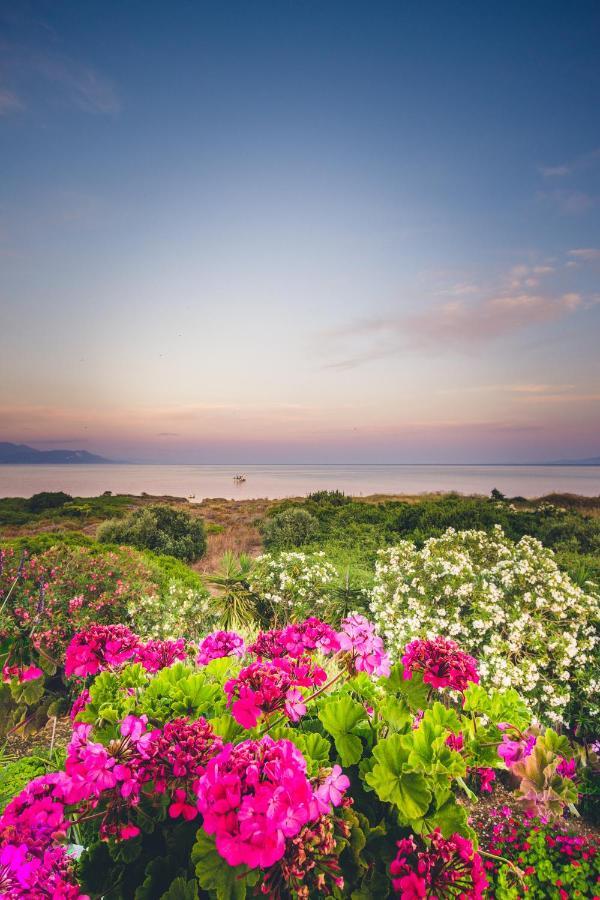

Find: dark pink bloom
402;637;479;692
390;829;487;898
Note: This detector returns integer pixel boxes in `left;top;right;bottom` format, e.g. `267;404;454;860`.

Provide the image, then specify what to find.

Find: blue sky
1;0;599;462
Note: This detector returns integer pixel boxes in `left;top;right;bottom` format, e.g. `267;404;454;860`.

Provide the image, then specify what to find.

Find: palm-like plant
327;567;369;622
204;552;258;630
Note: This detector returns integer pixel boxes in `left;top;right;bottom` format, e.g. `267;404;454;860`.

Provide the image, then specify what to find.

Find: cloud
508;264;555;289
407;292;581;345
537;189;594;215
325;290;584;368
157;432;179;437
539;165;570;177
0;38;120;115
0;87;23;114
539;147;600;178
31;53;120;114
438;384;575;396
568;248;600;263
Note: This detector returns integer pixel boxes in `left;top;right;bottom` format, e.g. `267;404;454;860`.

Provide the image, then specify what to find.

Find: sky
1;0;599;464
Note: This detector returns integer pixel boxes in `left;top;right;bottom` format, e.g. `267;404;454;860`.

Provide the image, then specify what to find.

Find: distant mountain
0;442;113;464
544;455;600;466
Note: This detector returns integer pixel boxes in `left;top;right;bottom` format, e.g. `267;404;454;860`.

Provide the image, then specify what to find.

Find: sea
0;464;598;500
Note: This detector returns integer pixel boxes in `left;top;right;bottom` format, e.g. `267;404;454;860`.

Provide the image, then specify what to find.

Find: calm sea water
0;464;598;500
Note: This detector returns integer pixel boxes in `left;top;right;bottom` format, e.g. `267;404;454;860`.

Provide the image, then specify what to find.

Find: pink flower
69;688;91;721
120;714;148;743
336;614;391;677
557;757;577;780
169;788;198;821
197;630;246;666
136;638;187;673
446;732;464;752
284;688;307;722
390;830;487;898
249;618;340;660
498;732;536;769
196;737;319;870
314;765;350;809
2;664;43;683
402;637;479;692
65;624;140;678
225;657;325;728
477;767;496;793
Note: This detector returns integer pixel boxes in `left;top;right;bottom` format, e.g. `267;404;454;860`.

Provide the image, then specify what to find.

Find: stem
479;849;525;879
49;716;57;754
260;668;348;735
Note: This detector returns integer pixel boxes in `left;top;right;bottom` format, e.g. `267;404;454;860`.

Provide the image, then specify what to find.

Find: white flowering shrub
250;550;339;623
369;526;600;727
129;580;218;641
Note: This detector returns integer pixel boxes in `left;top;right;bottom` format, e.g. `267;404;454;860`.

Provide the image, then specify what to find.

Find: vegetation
261;507;320;550
369;527;600;732
0;491;133;527
0;489;598;897
97;503;207;561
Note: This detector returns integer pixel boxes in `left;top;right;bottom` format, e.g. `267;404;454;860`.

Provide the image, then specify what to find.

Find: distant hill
0;442;113;464
546;455;600;466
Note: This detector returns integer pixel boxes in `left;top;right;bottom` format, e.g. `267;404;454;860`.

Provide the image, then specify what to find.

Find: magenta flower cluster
196;736;349;870
0;774;88;898
64;624;186;679
62;713;222;839
224;656;327;728
135;638;187;673
390;829;487;899
402;636;479;692
249;618;340;660
197;630;246;665
336;614;391;677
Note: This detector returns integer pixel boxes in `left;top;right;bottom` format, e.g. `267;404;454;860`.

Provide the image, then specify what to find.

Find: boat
233;474;246;483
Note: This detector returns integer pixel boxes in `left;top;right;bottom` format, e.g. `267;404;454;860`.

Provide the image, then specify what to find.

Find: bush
27;491;72;513
0;540;212;736
261;508;319;550
97;504;206;561
369;527;600;729
250;551;339;623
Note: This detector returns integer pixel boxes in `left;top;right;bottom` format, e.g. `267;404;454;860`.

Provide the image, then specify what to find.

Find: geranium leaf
192;829;257;900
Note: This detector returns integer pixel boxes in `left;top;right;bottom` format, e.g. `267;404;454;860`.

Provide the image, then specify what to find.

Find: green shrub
261;508;319;550
97;504;206;562
27;491;72;513
0;752;62;812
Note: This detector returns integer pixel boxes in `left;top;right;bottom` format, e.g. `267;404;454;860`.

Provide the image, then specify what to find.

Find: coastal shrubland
97;503;207;561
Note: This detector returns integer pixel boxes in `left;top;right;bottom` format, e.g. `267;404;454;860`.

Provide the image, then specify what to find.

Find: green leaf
462;684;530;729
192;830;257;900
301;731;332;765
10;676;45;707
378;696;411;732
160;878;199;900
365;734;432;821
385;663;429;710
415;794;472;840
208;714;245;743
318;695;367;766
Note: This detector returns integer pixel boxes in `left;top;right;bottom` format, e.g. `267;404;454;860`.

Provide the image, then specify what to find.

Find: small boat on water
188;494;196;499
233;474;246;483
